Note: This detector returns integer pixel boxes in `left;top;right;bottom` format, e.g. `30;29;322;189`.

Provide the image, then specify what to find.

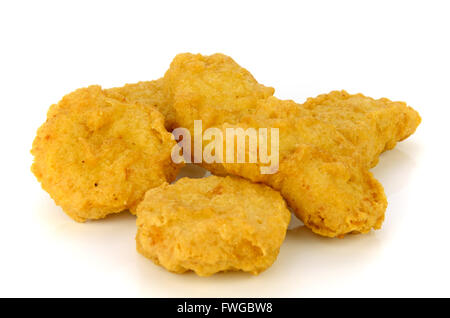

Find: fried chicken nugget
31;85;180;222
136;176;291;276
302;90;421;167
163;53;387;237
162;53;275;132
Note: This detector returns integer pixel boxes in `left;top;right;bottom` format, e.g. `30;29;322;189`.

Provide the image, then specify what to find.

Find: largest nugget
31;85;180;222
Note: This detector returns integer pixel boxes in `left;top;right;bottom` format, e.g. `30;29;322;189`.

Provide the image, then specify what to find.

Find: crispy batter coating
302;90;422;167
136;176;291;276
105;79;177;131
163;53;389;237
31;85;180;222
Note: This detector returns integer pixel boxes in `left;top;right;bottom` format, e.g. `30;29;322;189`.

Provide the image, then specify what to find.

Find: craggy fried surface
31;86;180;222
136;176;291;276
302;90;421;167
105;79;177;131
163;53;389;237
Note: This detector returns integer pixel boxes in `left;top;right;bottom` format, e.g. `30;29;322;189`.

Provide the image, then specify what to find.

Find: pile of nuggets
31;53;421;276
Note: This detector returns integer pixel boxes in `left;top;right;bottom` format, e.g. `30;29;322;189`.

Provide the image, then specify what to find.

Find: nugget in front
136;176;291;276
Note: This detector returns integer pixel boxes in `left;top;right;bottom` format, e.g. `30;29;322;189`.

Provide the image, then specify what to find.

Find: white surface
0;1;449;297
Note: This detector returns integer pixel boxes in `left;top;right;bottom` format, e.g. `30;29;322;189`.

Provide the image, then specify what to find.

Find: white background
0;0;449;297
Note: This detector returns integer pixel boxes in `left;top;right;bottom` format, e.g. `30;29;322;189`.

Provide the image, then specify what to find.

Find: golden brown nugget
163;53;387;237
302;90;421;167
136;176;291;276
31;85;181;222
162;53;275;132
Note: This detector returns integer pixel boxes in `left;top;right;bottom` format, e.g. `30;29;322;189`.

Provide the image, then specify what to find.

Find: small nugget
136;176;291;276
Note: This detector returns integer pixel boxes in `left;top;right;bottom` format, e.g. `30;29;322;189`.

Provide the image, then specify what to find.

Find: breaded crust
105;79;178;131
136;176;291;276
31;85;181;222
